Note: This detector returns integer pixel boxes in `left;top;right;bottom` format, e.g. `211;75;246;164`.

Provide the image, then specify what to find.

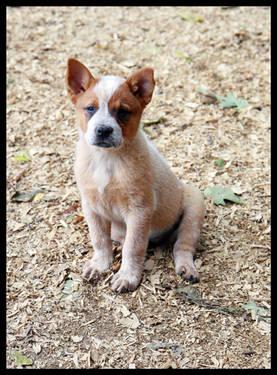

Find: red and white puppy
66;58;205;293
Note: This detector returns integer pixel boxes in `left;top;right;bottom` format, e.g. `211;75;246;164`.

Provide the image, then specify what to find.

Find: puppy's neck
77;128;148;193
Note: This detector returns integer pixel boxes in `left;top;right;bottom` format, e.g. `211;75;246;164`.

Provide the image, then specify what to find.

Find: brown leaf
63;203;80;215
73;215;84;224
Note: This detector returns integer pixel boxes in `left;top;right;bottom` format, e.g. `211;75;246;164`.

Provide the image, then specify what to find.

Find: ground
7;6;270;369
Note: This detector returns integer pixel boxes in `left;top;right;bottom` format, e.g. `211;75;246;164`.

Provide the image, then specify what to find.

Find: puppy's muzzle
96;126;113;138
94;126;114;148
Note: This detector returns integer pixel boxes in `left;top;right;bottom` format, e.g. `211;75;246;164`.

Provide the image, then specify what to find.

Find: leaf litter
176;286;270;322
7;6;270;369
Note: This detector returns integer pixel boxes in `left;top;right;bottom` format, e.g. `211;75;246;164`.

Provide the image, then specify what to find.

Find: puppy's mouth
93;141;115;148
87;135;122;149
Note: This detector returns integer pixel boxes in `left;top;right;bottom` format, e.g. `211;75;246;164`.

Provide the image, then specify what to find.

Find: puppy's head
66;58;155;149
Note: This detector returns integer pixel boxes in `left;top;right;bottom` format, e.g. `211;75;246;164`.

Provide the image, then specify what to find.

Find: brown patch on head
108;82;143;139
108;68;155;140
74;88;99;132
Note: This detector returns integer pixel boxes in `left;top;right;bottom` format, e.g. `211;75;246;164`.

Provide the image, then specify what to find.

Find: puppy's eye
117;108;130;122
85;106;96;115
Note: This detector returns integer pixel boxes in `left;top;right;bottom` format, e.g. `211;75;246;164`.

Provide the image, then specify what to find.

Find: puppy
66;58;205;293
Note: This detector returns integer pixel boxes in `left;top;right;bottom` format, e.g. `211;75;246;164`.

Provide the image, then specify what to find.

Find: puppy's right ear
66;58;95;103
126;67;155;108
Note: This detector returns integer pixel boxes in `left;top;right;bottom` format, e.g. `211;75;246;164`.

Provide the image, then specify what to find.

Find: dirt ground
7;6;270;369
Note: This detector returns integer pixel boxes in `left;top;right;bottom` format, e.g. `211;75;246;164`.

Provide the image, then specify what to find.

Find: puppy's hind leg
173;184;205;283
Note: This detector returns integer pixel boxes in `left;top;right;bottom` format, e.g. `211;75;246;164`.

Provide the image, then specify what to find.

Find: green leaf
196;87;248;111
12;189;44;203
175;51;193;62
204;185;242;205
61;278;73;296
218;92;248;111
214;159;225;168
14;151;31;163
180;12;204;23
242;301;270;321
12;351;33;366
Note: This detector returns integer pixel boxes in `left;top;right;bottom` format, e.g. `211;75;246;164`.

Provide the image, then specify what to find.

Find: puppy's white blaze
85;76;125;147
93;76;125;104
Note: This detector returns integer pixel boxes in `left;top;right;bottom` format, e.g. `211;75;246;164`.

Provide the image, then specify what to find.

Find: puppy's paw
111;267;142;293
82;255;112;282
175;263;200;283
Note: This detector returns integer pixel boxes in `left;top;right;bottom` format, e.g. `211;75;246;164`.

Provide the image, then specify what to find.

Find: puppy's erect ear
126;67;155;107
66;58;95;103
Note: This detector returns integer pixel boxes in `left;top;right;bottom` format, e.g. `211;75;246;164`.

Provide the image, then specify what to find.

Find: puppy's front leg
81;199;113;281
111;211;151;293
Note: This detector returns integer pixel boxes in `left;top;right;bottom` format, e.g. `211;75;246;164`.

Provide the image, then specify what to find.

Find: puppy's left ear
126;67;155;107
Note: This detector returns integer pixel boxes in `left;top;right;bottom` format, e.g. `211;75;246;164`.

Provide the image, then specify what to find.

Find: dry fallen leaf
32;343;42;355
118;304;131;317
71;335;83;343
119;313;140;329
90;348;99;363
149;270;162;286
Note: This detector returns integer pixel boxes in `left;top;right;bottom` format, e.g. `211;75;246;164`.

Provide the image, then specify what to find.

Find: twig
14;166;29;182
250;244;270;249
81;319;97;327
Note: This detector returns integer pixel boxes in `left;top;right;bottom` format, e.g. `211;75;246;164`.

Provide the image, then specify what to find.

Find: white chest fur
91;150;118;193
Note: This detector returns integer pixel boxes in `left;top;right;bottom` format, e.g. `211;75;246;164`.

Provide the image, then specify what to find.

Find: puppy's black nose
96;126;113;138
